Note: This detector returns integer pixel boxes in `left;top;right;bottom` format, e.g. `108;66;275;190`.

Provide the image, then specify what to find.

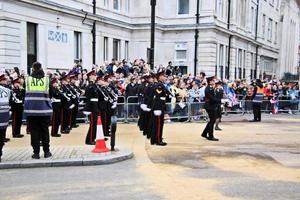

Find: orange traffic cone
92;116;110;153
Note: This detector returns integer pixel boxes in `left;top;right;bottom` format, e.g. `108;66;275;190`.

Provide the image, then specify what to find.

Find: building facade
0;0;299;80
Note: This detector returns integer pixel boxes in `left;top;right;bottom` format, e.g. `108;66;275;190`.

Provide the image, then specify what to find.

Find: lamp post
150;0;156;69
194;0;200;76
92;0;96;65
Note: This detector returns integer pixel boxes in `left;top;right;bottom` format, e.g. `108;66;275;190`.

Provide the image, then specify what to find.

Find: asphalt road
0;113;299;200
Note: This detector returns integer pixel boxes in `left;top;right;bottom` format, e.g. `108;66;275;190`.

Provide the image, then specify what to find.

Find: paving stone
0;146;133;169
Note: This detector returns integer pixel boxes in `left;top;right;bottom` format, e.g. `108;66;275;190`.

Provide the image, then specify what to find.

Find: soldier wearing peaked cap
150;71;168;146
60;74;73;134
141;74;155;138
201;76;220;141
49;78;63;137
0;73;11;162
69;73;82;129
83;70;98;145
10;77;25;138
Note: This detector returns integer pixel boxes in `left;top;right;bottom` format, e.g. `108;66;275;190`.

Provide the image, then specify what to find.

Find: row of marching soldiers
138;71;168;146
0;62;120;162
82;70;120;145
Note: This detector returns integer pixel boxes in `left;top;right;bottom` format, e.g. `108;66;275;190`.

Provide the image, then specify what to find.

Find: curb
0;150;134;170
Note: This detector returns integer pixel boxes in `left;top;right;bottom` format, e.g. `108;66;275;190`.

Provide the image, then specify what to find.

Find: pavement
0;125;134;169
0;113;299;200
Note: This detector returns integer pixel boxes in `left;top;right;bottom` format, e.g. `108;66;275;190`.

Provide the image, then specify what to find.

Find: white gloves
153;110;162;116
83;111;91;116
111;102;117;109
140;104;151;112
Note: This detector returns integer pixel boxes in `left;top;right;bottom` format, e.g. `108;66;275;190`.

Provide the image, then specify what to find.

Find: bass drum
110;116;117;151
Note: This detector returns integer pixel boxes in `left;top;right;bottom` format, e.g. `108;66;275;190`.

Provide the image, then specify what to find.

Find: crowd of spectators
2;58;300;118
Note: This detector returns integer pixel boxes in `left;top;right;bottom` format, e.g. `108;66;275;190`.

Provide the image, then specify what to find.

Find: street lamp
194;0;200;76
92;0;96;65
149;0;156;69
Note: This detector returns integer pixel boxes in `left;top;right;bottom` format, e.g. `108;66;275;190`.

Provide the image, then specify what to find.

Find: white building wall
0;0;299;79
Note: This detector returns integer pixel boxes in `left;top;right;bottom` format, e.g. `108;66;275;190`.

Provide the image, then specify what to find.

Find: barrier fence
76;96;300;123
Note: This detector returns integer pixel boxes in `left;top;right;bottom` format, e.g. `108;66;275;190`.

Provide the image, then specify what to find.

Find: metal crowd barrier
105;96;299;123
16;95;300;124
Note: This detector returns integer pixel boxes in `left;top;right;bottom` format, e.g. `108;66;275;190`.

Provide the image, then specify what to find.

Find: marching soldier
140;75;154;138
102;74;118;137
60;75;73;134
83;70;98;145
10;77;25;138
69;74;81;129
150;71;167;146
50;78;62;137
0;73;11;162
201;76;220;141
24;62;52;159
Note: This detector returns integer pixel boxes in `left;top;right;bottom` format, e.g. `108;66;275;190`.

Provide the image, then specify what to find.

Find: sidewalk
0;124;135;169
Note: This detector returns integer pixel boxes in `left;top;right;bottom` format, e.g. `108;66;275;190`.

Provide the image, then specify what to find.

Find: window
251;6;256;34
102;0;108;7
74;31;82;61
125;41;129;60
262;14;266;39
274;22;278;44
237;0;247;27
176;50;187;60
113;0;120;11
215;0;223;18
27;22;37;74
125;0;130;13
178;0;189;15
113;39;120;60
219;44;224;79
267;18;273;41
103;37;108;62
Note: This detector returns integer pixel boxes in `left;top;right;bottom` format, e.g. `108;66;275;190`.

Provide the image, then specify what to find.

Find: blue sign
48;30;68;43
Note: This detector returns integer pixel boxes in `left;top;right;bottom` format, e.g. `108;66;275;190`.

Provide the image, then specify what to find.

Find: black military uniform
201;77;220;141
137;77;147;132
84;70;99;145
140;75;155;138
50;78;63;137
150;72;167;146
60;76;73;133
69;74;81;128
10;78;25;138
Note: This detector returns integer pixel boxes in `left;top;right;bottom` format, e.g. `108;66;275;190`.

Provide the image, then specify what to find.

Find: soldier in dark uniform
49;78;62;137
150;71;167;146
69;74;81;129
60;75;73;134
84;70;98;145
10;77;25;138
201;76;220;141
140;74;154;138
214;80;224;131
137;75;147;132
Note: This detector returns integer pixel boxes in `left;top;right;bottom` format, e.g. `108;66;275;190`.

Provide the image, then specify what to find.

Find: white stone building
0;0;299;80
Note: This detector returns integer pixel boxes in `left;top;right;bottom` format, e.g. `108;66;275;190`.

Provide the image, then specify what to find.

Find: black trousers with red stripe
151;112;164;144
61;107;70;132
70;103;78;128
51;109;61;136
100;111;109;136
11;110;23;137
85;112;98;144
